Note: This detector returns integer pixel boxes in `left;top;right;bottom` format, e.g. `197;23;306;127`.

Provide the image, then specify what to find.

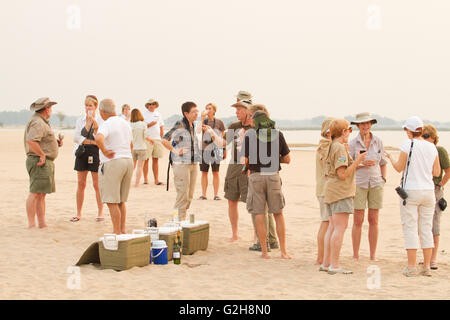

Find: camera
395;186;408;205
438;198;447;211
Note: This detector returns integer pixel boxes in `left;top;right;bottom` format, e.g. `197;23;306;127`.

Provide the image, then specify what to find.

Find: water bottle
172;209;179;223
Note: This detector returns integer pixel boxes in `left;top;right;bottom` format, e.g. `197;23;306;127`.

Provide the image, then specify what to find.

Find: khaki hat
145;99;158;107
236;90;252;102
30;97;57;112
321;117;335;138
231;100;252;109
350;112;377;125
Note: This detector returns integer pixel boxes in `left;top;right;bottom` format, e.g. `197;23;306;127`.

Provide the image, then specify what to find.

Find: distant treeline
1;110;449;130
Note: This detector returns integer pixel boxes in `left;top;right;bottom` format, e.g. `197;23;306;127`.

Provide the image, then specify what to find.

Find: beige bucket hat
350;112;377;125
236;90;252;102
145;99;159;107
231;100;252;109
30;97;57;112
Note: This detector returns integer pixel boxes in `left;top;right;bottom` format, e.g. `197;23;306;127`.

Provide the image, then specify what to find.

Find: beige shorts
317;196;329;222
246;172;285;215
99;158;134;204
354;183;384;210
133;149;148;161
146;139;164;159
326;197;354;215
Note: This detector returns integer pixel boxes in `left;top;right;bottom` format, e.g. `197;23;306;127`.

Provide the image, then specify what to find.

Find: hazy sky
1;0;449;121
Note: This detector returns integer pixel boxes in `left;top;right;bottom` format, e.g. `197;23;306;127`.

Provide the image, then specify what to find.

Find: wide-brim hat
350;112;377;125
231;100;252;109
30;97;57;112
236;90;252;101
145;99;158;107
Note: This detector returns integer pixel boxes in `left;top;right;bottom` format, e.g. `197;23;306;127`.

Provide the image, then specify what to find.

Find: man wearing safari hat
348;112;387;262
142;98;165;185
24;97;64;229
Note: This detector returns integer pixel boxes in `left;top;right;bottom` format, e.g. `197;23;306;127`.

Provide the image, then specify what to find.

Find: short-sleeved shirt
97;116;133;163
130;121;149;150
243;129;290;174
226;121;252;164
143;109;164;140
435;146;450;185
399;139;437;190
201;117;225;150
316;138;332;197
163;117;201;164
348;133;387;189
324;141;355;204
24;113;59;160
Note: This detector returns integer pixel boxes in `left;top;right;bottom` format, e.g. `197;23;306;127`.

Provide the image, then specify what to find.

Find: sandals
214;196;222;201
155;182;165;186
328;266;353;275
70;217;80;222
249;243;271;252
421;268;432;277
96;217;105;222
430;261;438;270
198;195;207;200
319;265;329;272
402;267;418;277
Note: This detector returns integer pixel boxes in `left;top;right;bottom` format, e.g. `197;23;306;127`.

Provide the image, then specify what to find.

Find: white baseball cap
402;116;424;132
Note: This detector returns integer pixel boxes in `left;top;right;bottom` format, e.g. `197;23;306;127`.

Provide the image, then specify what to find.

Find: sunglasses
422;134;431;139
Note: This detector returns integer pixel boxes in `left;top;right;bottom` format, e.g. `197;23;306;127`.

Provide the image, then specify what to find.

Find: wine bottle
173;231;181;265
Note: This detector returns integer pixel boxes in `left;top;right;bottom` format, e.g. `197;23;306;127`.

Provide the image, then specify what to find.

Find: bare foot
261;253;271;259
281;253;292;259
314;260;322;266
28;225;36;229
39;224;48;229
227;236;239;242
353;256;359;263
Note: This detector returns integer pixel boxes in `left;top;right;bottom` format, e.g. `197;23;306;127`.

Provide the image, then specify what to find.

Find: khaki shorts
133;149;148;161
354;183;384;210
146;139;164;159
326;197;354;215
246;172;285;215
99;158;134;203
317;196;329;222
26;156;55;194
224;164;248;202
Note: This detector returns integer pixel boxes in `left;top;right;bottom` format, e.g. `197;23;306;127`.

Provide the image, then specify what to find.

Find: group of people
315;114;449;276
23;95;449;271
23;91;292;259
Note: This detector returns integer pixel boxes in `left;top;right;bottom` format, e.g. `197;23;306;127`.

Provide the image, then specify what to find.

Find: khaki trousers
172;163;198;220
251;210;278;244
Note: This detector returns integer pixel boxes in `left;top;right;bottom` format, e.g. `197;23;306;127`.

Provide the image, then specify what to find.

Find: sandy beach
1;130;449;300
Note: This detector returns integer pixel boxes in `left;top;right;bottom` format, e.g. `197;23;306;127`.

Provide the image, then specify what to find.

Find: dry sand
1;130;449;300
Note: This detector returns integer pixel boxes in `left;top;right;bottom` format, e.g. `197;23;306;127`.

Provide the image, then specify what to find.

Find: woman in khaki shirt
321;119;366;274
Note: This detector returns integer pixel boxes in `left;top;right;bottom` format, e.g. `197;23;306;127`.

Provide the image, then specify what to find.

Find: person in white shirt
95;99;134;235
120;104;131;122
130;108;154;187
71;95;104;222
385;116;441;277
142;99;165;185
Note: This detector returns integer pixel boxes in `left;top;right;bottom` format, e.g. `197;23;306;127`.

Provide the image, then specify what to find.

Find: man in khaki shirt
24;97;63;229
